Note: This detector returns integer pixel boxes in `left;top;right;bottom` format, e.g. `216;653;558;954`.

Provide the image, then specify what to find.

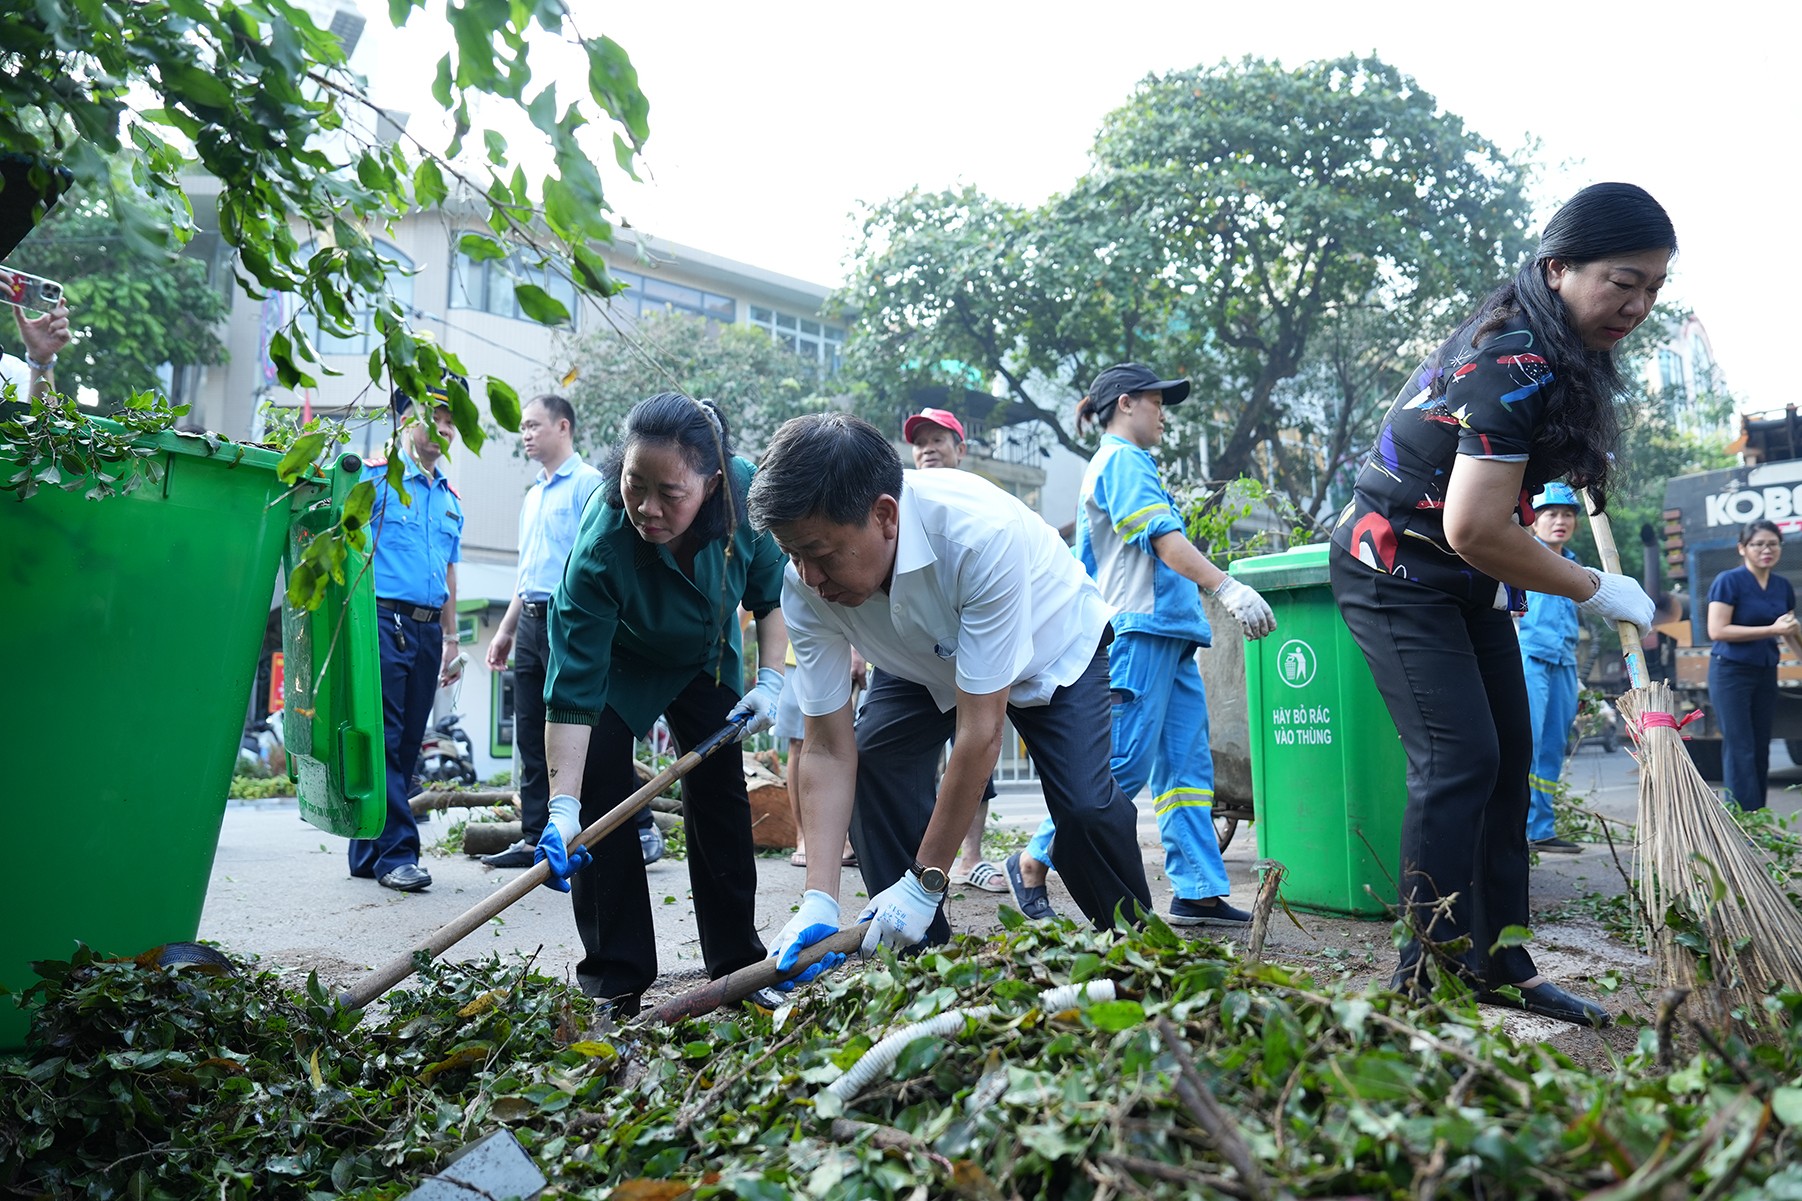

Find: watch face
918;866;949;893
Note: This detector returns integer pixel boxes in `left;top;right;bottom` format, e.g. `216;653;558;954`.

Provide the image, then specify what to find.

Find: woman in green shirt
541;393;789;1016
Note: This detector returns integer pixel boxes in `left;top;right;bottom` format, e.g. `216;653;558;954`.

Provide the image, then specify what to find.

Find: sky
356;0;1796;413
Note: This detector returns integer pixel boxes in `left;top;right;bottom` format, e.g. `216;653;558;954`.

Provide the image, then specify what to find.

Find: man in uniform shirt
482;395;666;868
351;383;465;892
748;413;1153;972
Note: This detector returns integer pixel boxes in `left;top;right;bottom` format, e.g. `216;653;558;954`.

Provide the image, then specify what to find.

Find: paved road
197;737;1800;1013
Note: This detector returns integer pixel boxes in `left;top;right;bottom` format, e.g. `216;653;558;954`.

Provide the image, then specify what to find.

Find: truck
1659;407;1802;779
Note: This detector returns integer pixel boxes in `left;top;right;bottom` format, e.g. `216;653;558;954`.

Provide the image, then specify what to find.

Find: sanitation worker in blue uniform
1014;363;1277;926
1517;482;1584;854
350;384;465;891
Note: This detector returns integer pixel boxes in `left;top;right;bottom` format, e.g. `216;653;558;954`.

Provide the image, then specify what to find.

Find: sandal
961;860;1009;893
789;850;807;868
841;848;859;868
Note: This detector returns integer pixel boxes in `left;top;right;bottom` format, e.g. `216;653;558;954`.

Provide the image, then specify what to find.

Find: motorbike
237;712;286;776
416;711;478;789
412;656;479;792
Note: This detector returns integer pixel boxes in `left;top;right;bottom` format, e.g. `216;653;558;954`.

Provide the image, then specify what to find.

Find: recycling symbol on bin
1277;639;1317;688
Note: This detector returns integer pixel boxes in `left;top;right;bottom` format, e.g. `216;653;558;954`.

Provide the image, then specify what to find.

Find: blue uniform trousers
349;609;440;878
1025;631;1230;899
1710;657;1776;811
1521;656;1578;842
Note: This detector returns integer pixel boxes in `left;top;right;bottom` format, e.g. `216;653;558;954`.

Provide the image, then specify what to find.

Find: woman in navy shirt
1706;520;1798;811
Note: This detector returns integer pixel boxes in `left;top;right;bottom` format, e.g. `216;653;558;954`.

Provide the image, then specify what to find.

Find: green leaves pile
1;390;197;501
4;923;1801;1200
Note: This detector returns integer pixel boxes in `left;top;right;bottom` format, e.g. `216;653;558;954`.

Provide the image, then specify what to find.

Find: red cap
902;407;966;443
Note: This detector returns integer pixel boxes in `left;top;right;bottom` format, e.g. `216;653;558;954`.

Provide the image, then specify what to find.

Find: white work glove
726;667;785;741
856;872;943;957
1576;569;1656;634
533;793;592;893
769;889;845;990
1208;576;1277;640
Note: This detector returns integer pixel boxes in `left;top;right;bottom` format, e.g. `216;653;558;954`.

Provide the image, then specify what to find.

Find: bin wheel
1214;813;1238;852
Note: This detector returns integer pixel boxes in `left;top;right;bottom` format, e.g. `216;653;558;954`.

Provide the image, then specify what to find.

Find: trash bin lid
1227;542;1332;591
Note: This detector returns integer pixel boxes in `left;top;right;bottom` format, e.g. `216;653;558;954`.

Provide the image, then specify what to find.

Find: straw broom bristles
1584;492;1802;1035
1616;681;1802;1031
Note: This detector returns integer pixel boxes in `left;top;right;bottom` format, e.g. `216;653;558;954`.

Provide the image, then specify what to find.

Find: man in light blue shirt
482;395;614;868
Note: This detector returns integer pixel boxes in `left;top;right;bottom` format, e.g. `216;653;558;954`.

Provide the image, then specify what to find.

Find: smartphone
0;265;64;311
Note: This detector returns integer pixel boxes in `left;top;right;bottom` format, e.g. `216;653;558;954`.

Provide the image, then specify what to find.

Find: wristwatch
909;860;949;894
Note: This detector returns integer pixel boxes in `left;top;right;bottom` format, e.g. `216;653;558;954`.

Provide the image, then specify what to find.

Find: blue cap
1533;482;1580;510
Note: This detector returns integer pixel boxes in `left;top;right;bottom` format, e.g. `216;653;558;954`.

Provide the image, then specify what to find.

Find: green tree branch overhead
840;54;1535;508
2;0;649;447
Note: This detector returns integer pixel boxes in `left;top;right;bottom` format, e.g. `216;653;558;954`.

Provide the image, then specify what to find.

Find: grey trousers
850;643;1152;943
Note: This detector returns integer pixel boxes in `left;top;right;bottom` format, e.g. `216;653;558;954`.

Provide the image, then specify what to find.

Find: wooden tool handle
643;926;868;1025
338;715;749;1011
1581;489;1649;690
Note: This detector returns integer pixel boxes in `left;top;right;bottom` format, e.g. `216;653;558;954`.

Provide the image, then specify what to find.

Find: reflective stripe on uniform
1153;786;1214;816
1114;501;1170;542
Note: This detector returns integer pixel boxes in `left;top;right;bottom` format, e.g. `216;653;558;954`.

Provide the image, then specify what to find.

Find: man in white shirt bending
747;413;1152;979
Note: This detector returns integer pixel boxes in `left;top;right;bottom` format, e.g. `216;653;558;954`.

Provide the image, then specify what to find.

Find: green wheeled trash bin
0;428;384;1053
1231;544;1408;917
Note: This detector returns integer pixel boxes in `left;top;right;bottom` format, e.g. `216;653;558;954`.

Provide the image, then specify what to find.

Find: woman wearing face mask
1706;520;1798;812
539;393;789;1017
1331;183;1673;1028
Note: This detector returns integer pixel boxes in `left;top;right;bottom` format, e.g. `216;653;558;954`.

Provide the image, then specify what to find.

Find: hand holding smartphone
0;265;63;312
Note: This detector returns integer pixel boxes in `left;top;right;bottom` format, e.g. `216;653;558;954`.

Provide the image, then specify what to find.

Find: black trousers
1709;657;1775;811
851;644;1152;942
511;608;553;844
567;673;765;1011
1330;551;1537;987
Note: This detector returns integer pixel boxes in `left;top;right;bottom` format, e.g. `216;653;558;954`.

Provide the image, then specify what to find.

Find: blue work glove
726;667;785;740
769;889;844;991
534;793;592;893
856;872;943;957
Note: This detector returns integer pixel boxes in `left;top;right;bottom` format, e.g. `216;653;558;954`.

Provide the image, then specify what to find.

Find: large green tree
7;186;229;407
3;0;648;446
841;55;1535;496
561;310;836;455
3;0;651;604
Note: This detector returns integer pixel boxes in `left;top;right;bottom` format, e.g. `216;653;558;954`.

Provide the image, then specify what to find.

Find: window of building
1658;347;1687;398
297;240;414;357
450;246;580;328
1689;339;1715;395
749;304;844;372
603;268;736;325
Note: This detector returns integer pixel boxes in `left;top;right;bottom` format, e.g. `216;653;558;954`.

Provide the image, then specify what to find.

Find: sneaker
1167;896;1251;927
961;860;1010;893
480;838;537;869
1003;852;1059;921
640;823;665;866
1529;836;1582;855
377;863;432;892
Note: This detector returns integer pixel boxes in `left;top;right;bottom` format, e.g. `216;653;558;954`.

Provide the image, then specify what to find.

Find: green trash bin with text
1231;544;1408;917
0;428;383;1054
